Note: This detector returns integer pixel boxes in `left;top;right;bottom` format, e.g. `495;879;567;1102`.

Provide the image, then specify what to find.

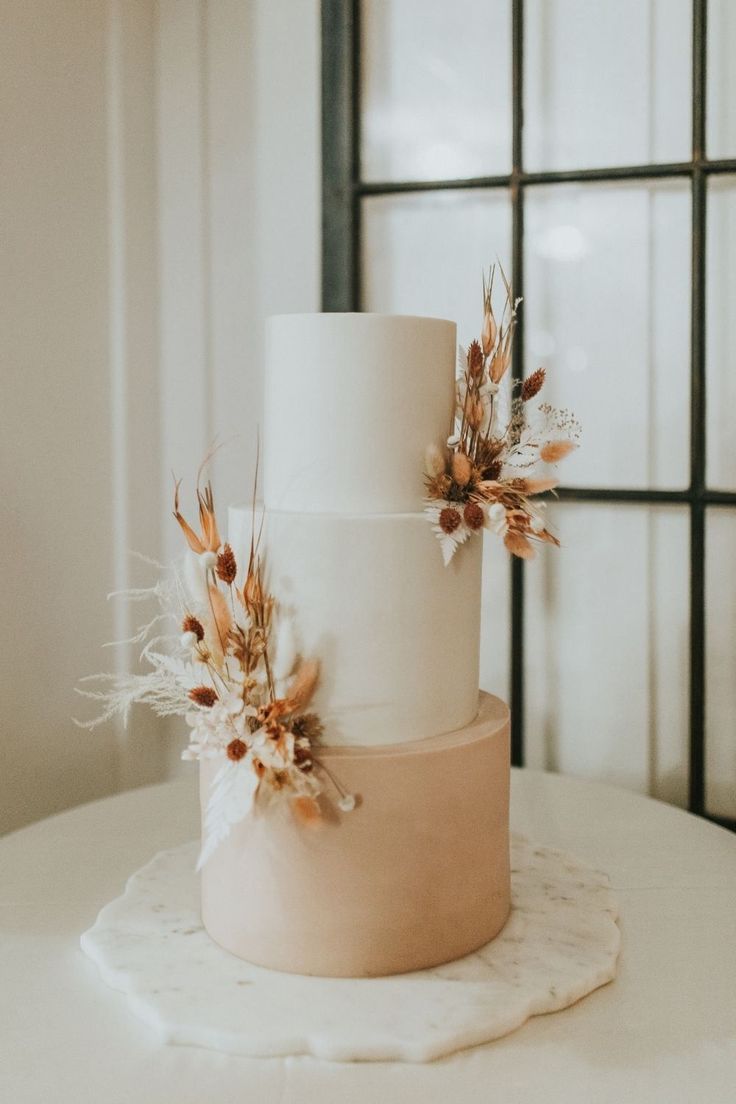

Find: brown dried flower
215;543;237;584
182;614;204;642
521;367;546;402
189;686;217;708
439;506;462;534
227;737;248;761
464;502;485;530
483;458;503;481
291;713;324;744
467;339;484;377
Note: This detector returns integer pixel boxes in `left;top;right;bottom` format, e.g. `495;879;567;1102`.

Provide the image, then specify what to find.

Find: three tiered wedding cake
202;313;511;977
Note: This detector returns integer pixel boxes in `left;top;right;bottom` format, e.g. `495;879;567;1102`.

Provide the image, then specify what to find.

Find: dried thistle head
182;614;205;642
439;506;462;534
189;686;218;708
463;502;485;530
467;339;484;378
521;367;545;402
226;737;248;761
216;543;237;585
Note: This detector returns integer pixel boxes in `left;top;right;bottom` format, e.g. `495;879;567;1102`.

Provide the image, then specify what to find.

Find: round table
2;770;735;1103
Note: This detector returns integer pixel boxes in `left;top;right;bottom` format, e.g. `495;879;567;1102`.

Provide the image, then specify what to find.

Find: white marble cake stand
80;835;620;1063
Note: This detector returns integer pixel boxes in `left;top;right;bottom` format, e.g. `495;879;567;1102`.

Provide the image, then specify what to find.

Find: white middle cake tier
229;505;481;746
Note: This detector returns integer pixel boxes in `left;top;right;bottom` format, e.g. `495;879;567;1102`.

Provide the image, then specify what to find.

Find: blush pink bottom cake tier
199;692;510;977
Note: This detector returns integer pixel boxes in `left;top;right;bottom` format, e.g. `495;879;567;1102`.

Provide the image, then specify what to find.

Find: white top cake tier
263;313;456;514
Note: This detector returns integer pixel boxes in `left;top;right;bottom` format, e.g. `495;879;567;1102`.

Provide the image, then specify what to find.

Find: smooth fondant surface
80;834;620;1062
263;313;456;514
200;692;510;976
228;505;482;745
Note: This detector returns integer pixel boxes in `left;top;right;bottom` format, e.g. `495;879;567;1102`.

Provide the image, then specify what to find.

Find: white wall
1;0;320;831
1;0;163;833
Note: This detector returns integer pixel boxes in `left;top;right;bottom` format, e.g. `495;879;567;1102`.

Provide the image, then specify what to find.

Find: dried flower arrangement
77;468;353;868
424;265;581;564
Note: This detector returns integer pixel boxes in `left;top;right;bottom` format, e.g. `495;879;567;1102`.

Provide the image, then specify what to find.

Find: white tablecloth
2;769;735;1103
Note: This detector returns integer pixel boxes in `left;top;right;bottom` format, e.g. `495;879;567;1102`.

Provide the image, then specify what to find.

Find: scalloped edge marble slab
80;836;620;1063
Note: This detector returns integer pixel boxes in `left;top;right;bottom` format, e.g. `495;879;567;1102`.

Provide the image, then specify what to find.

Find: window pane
706;177;736;490
706;510;736;820
525;503;689;805
361;190;512;337
524;0;692;171
707;0;736;158
524;180;691;489
360;0;511;182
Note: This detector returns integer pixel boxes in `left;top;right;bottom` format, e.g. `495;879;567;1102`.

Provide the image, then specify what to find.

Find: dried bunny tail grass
521;367;546;402
540;440;577;463
450;451;473;486
287;659;320;712
424;443;447;477
504;530;536;559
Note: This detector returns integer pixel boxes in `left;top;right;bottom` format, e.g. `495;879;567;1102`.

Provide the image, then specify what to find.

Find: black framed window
321;0;736;830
